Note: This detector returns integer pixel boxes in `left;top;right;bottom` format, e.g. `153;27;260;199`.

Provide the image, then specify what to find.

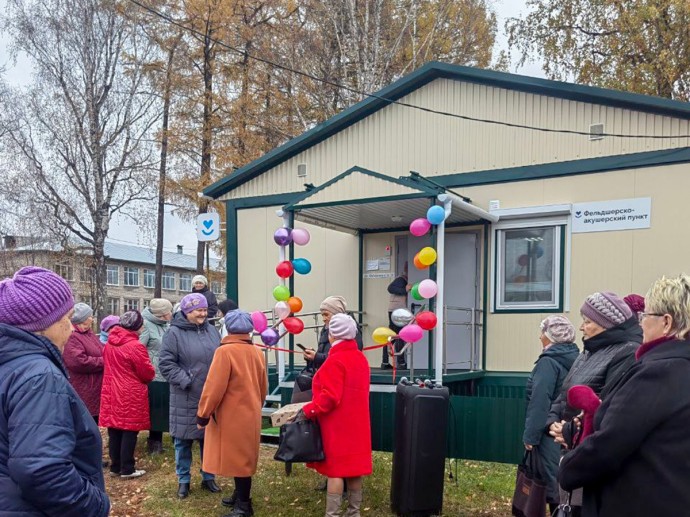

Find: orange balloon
287;296;303;313
413;253;428;270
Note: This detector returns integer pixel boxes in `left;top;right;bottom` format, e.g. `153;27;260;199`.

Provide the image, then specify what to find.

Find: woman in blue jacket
0;267;109;516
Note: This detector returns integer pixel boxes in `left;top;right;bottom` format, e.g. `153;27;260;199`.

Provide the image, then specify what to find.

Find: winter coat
546;317;641;426
523;342;579;504
560;336;690;517
0;323;110;516
63;325;104;417
304;339;372;478
387;275;408;311
192;285;219;320
159;311;220;440
197;335;268;477
140;307;169;381
99;326;156;431
311;323;364;371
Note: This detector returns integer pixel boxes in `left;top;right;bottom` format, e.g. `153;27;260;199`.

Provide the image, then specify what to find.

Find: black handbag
511;449;547;517
295;367;315;392
552;492;572;517
274;419;325;463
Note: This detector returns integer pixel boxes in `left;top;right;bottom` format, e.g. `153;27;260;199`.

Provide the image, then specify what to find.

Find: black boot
222;490;238;507
223;499;253;517
147;439;164;455
201;479;221;493
177;483;190;499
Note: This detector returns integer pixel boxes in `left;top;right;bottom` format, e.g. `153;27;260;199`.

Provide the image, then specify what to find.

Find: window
123;266;139;287
162;271;176;291
79;267;94;283
106;265;119;286
179;273;192;292
143;269;155;289
492;206;570;312
54;263;73;281
211;281;223;295
124;298;139;312
107;297;120;315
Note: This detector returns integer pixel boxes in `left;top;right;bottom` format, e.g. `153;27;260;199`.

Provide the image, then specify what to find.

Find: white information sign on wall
572;198;652;233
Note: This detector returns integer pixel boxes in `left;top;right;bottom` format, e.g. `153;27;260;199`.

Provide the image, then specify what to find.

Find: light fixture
391;215;403;223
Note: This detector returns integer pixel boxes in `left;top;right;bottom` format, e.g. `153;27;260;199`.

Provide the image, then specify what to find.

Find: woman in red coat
302;313;372;517
100;311;155;479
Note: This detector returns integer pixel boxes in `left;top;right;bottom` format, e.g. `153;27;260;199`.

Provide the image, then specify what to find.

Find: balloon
517;254;529;267
418;279;438;299
260;328;280;346
409;218;431;237
283;317;304;334
399;324;424;343
287;296;303;313
372;327;397;345
292;258;312;275
411;283;424;301
534;245;544;259
415;311;437;331
426;205;446;225
273;285;290;301
391;308;414;327
418;247;437;266
275;260;294;279
251;311;268;333
413;253;428;270
292;228;311;246
274;301;290;320
273;227;292;246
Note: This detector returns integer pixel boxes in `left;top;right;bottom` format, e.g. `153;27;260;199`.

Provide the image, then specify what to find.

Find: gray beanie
328;313;358;341
224;310;254;334
71;303;93;324
540;315;576;344
149;298;173;317
581;292;632;329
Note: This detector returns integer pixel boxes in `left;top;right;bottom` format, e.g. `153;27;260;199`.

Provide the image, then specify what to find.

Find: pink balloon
399;324;424;343
409;218;431;237
418;279;438;299
251;311;268;333
274;301;290;320
292;228;311;246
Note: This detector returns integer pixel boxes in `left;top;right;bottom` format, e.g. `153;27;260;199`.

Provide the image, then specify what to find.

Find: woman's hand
303;348;316;361
549;420;566;447
524;443;533;450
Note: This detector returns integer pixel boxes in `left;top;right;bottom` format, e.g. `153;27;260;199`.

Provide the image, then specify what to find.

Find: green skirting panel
148;381;170;433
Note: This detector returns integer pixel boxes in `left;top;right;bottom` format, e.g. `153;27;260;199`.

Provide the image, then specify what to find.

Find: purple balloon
261;328;280;346
273;227;293;246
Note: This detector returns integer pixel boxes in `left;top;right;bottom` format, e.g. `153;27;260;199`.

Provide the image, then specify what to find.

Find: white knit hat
328;313;357;341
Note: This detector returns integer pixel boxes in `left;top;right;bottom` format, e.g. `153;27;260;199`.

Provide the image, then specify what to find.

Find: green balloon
273;285;290;301
411;283;424;301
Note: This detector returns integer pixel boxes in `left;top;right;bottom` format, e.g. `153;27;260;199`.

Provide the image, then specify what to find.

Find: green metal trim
435;147;690;189
559;225;566;310
293;193;433;211
482;223;489;371
358;233;364;325
360;220;485;235
288;211;295;371
225;200;239;303
232;192;302;209
203;60;690;199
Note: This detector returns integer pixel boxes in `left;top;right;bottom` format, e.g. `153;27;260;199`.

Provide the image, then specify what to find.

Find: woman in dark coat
560;275;690;517
523;316;579;512
159;293;221;499
0;267;109;516
192;274;219;320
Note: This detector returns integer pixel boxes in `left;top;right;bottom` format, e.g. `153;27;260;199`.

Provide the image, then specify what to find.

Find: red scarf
635;335;675;360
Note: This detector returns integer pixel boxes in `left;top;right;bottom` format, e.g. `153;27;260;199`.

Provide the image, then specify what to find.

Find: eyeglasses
638;312;666;321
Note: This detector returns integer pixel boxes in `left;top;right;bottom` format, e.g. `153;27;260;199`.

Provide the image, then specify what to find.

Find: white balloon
274;301;290;320
391;308;414;327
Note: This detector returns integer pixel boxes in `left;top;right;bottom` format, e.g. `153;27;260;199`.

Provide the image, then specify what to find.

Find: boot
325;492;342;517
201;479;221;493
147;439;164;455
343;489;362;517
222;489;237;507
223;499;253;516
177;482;190;499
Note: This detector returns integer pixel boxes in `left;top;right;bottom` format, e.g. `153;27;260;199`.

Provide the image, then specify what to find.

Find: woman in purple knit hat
0;266;110;516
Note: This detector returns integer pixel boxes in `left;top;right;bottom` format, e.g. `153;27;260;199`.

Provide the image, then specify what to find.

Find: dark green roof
204;61;690;199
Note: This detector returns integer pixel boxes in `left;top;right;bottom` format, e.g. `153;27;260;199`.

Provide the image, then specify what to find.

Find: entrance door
404;234;432;369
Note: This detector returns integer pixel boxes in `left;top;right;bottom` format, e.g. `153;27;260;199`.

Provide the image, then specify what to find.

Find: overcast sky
0;0;542;253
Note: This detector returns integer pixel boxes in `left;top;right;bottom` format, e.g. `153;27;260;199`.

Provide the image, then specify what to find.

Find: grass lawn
105;432;516;516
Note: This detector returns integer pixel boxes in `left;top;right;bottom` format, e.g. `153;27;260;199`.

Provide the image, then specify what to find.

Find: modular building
203;61;690;462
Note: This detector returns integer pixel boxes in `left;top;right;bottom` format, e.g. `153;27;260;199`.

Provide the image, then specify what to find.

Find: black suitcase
390;382;450;516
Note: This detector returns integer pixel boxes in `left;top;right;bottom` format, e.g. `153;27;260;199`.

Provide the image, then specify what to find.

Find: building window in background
143;269;155;288
124;298;139;312
162;271;175;291
106;265;119;286
179;273;192;292
211;281;223;295
54;263;73;281
123;266;139;287
107;297;120;315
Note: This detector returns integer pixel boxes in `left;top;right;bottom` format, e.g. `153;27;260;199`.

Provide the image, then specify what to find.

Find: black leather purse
295;367;315;392
274;419;325;463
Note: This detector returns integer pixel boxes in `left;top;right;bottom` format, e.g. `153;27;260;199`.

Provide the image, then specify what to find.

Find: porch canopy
281;166;498;384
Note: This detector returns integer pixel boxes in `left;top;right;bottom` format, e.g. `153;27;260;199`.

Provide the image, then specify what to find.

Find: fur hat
581;292;632;329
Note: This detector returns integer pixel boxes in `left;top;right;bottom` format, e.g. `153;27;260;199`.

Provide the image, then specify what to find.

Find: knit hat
192;275;208;287
540;315;576;344
219;298;239;315
623;294;645;314
328;313;358;341
0;266;74;332
581;292;632;329
120;310;144;331
100;315;120;332
320;295;347;315
224;310;253;334
71;303;93;324
149;298;173;317
180;293;208;314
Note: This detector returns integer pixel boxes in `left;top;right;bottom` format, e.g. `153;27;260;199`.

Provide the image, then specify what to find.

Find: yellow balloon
372;327;396;345
418;246;437;266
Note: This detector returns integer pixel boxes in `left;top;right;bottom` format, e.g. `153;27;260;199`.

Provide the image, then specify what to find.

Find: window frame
107;297;120;315
162;271;176;291
106;265;120;286
143;269;155;289
124;298;140;312
54;263;74;281
123;266;139;287
211;281;223;295
179;273;192;292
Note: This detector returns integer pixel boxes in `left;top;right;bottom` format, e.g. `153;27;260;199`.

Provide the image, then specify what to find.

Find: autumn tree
506;0;690;100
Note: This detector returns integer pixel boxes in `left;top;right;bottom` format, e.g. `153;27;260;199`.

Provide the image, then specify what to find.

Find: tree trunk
197;31;214;273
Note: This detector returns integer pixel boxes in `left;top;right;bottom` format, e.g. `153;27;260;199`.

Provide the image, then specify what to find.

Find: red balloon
283;317;304;334
276;260;294;279
517;254;529;267
415;311;437;331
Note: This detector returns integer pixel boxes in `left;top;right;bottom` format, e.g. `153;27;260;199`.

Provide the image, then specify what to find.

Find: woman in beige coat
197;310;268;517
